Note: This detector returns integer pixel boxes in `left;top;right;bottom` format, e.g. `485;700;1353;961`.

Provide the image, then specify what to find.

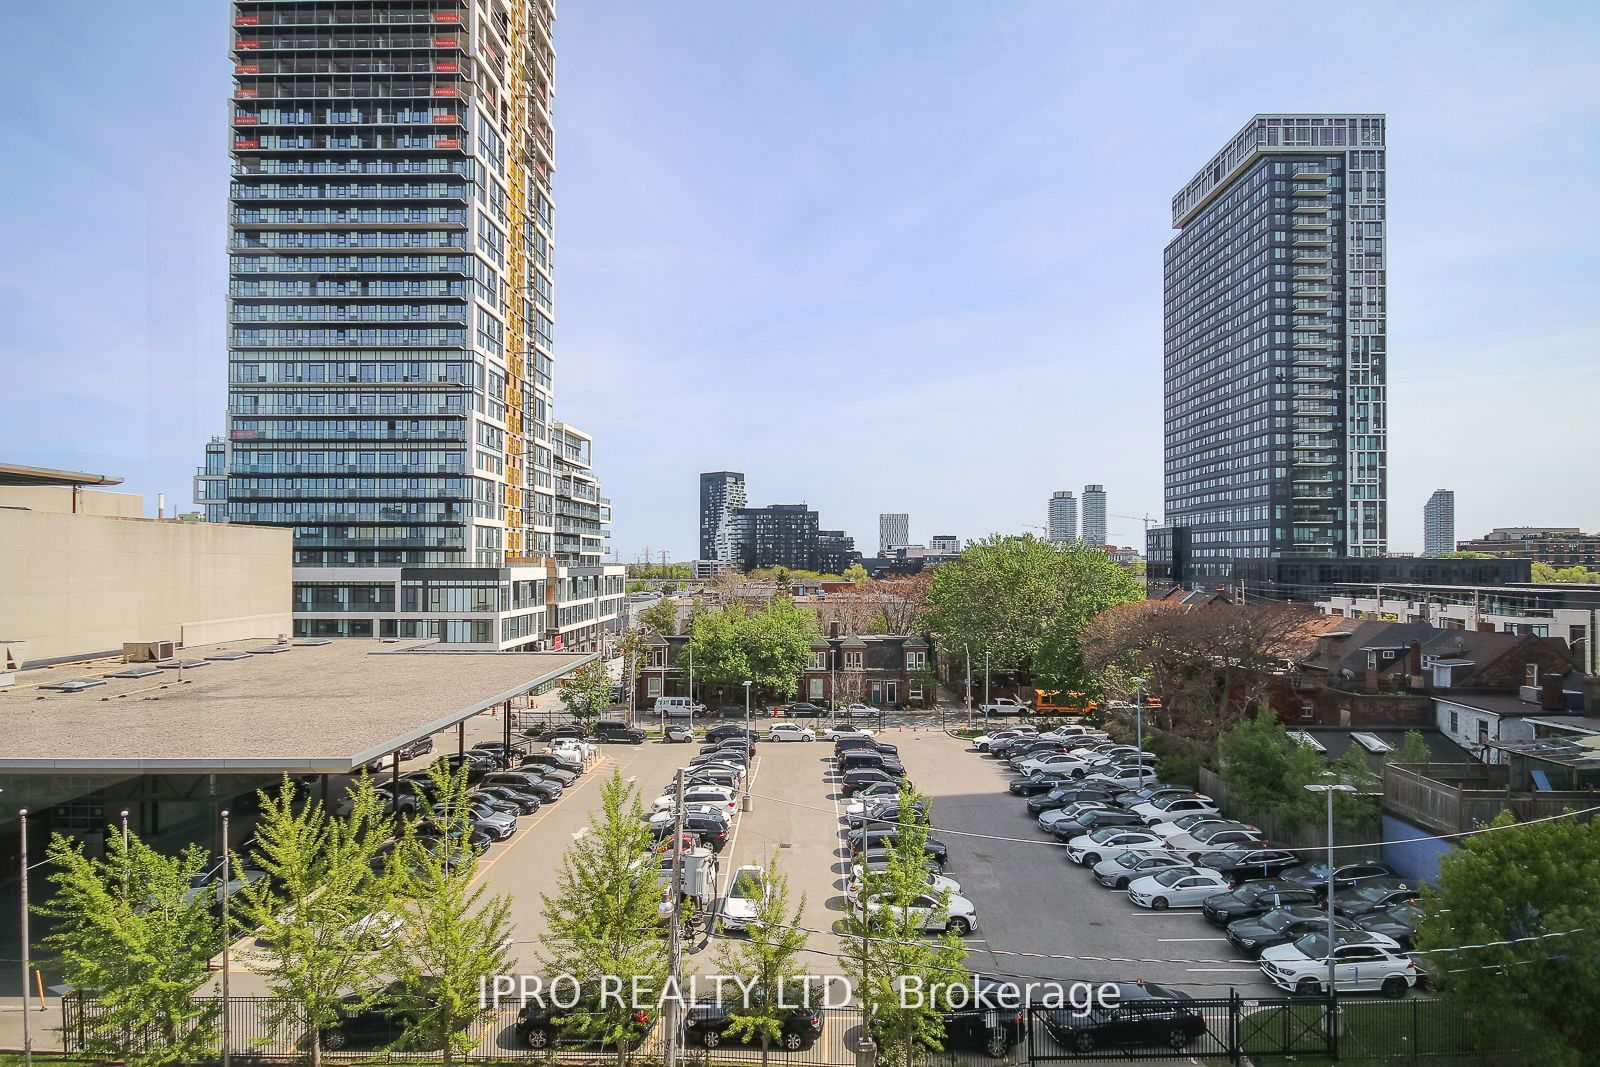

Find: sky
2;1;1597;560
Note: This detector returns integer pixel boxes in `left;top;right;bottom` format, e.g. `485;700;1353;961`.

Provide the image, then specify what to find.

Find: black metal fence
59;993;1521;1065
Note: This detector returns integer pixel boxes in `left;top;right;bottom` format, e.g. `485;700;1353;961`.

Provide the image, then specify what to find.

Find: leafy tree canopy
681;599;820;699
636;597;680;635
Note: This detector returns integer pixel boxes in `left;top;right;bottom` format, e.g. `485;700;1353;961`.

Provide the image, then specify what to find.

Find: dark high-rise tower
699;471;747;563
1162;114;1388;580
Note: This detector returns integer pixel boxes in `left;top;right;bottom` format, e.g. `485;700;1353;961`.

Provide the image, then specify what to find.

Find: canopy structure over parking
0;638;594;775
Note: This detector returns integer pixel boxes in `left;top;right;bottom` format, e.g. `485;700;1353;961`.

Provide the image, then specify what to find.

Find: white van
654;696;703;718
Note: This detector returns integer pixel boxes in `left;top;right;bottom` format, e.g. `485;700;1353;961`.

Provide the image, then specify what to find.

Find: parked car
1016;752;1085;776
518;754;580;781
929;977;1028;1058
846;866;961;904
480;771;565;802
1353;901;1426;949
861;889;978;936
537;723;589;741
835;736;896;757
844;782;904;812
1065;827;1170;867
1283;861;1401;898
1150;814;1235;841
1027;784;1116;815
787;702;826;718
1225;904;1367;958
857;846;943;875
655;697;704;719
1331;879;1422;919
849;800;929;830
432;753;492;783
842;702;879;719
1037;801;1118;835
1164;822;1265;860
1132;795;1220;825
462;801;517;840
476;785;542;815
593;721;647;744
654;787;737;817
1039;982;1207;1054
1093;850;1190;890
824;724;876;741
980;697;1031;716
717;865;767;933
841;769;906;796
663;723;696;743
397;736;435;760
648;806;731;835
1113;784;1197;810
851;829;948;866
972;727;1036;753
1049;809;1145;842
515;988;653;1051
549;736;595;761
1127;866;1233;909
684;999;822;1051
1194;846;1300;883
651;812;730;852
706;724;753;743
1008;771;1077;796
1259;931;1418;997
1081;765;1161;790
318;980;437;1050
1201;880;1321;927
767;723;816;742
684;768;743;791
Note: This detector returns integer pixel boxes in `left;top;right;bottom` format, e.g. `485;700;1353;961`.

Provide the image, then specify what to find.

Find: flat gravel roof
0;639;593;773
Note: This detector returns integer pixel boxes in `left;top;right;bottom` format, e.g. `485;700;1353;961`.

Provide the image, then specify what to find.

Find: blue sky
2;1;1597;559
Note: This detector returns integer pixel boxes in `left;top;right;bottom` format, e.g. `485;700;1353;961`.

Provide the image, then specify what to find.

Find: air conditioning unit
124;640;177;663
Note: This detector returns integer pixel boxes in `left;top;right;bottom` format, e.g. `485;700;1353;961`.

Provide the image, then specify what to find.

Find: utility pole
664;769;686;1067
20;808;32;1067
964;645;972;730
983;649;991;723
688;644;694;711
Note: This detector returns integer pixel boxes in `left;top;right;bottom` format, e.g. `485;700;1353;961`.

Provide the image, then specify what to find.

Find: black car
1201;880;1321;927
850;801;929;830
841;769;903;796
1026;785;1116;814
1354;901;1425;949
477;785;542;815
716;704;746;719
1332;878;1421;919
1039;982;1206;1054
930;977;1028;1058
1225;904;1361;957
515;989;654;1051
683;999;823;1050
857;847;944;876
1008;772;1076;796
537;723;590;741
838;751;906;777
851;829;948;866
1113;785;1197;810
652;812;730;851
1197;847;1302;884
1050;809;1143;841
318;980;440;1050
416;825;492;856
432;753;492;782
664;723;696;743
787;702;826;718
593;721;647;744
706;724;752;743
1283;860;1398;898
516;756;579;785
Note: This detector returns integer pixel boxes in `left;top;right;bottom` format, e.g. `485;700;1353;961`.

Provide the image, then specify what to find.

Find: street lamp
1304;782;1356;1009
741;680;753;812
1132;678;1148;786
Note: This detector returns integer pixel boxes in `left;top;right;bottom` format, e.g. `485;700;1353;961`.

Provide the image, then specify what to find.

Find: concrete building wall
0;485;143;517
0;506;292;666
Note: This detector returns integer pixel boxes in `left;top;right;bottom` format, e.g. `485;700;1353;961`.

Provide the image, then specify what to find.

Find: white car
1037;801;1115;833
1064;828;1169;867
972;728;1036;752
846;869;961;905
1081;765;1160;789
1151;814;1235;841
1092;850;1190;890
1165;822;1265;860
767;724;816;742
862;891;978;936
1017;752;1083;775
1260;932;1419;998
549;737;594;761
718;864;767;933
1038;726;1096;742
1127;866;1233;909
342;910;404;948
843;703;878;719
824;724;876;741
653;787;737;817
1132;796;1220;825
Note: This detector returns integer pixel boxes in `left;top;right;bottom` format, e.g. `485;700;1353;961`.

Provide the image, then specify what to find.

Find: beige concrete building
0;465;292;668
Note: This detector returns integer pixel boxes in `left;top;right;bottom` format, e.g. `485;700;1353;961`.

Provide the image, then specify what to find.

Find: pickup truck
980;697;1032;717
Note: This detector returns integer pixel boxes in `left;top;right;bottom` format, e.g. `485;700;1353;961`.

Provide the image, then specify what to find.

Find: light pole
19;807;31;1067
1305;783;1355;1015
688;644;694;712
1132;678;1147;786
741;680;753;812
220;809;232;1067
983;648;991;726
964;645;972;730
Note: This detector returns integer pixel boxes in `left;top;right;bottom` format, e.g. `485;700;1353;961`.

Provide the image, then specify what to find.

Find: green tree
384;762;512;1059
712;855;810;1067
538;772;668;1064
38;830;222;1065
637;597;680;635
924;535;1141;692
1532;561;1600;584
236;775;395;1066
561;657;614;724
843;563;869;588
1416;813;1600;1067
681;599;820;700
1439;550;1494;558
843;784;968;1067
1390;729;1432;766
1217;708;1329;827
683;603;752;691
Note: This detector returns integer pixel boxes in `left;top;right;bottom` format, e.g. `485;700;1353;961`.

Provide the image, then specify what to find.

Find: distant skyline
2;2;1598;559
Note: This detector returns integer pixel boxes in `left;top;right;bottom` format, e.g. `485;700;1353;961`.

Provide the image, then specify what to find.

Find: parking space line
1160;937;1230;943
1186;968;1258;974
467;750;611;889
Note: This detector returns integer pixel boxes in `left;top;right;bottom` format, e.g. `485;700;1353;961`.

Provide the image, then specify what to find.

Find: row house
631;632;936;708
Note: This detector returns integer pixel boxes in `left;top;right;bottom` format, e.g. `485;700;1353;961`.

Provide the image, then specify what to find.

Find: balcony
1293;371;1335;385
1293;267;1332;281
1291;184;1330;197
1293;337;1334;350
1293;284;1332;298
1292;321;1330;333
1293;217;1332;231
1291;201;1330;214
1293;250;1332;263
1292;232;1333;247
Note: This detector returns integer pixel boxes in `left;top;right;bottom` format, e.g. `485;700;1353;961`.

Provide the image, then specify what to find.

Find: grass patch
1236;999;1520;1065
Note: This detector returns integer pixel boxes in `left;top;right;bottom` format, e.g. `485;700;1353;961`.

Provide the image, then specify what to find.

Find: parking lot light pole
964;645;972;730
742;680;753;811
1133;678;1147;786
220;809;232;1067
1305;783;1355;1018
19;808;31;1067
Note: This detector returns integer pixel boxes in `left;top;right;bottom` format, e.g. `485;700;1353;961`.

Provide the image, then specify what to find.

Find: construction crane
1111;512;1161;531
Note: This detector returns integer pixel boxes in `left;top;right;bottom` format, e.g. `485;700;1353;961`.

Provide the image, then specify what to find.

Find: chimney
1539;673;1567;712
1408;641;1422;675
157;492;167;519
829;621;840;639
